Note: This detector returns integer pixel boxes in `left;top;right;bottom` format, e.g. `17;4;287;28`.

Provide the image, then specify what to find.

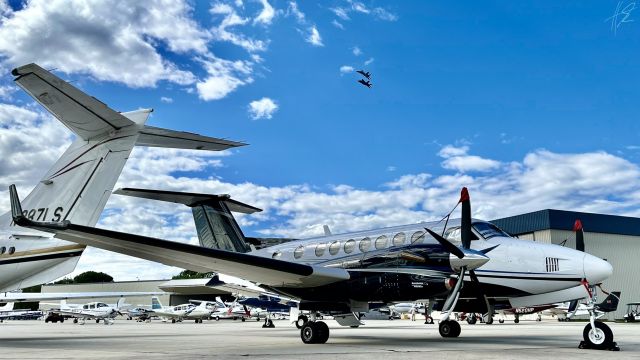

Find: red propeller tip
573;219;583;232
459;187;470;203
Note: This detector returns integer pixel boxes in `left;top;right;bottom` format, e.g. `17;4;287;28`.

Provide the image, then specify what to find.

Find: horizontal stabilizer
12;63;134;140
113;188;261;214
0;291;162;303
136;126;246;151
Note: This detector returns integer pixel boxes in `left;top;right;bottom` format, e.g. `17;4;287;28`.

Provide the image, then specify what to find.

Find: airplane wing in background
0;292;162;303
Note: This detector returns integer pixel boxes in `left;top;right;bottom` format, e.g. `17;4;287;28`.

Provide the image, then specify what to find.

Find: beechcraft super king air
7;68;616;349
0;63;245;296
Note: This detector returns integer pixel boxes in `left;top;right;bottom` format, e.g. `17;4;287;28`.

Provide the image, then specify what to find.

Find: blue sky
1;0;639;279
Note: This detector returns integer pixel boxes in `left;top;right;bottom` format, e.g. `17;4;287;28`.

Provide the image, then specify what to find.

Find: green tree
72;271;114;283
172;270;214;279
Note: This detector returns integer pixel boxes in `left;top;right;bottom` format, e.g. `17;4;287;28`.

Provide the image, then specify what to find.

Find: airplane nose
583;253;613;284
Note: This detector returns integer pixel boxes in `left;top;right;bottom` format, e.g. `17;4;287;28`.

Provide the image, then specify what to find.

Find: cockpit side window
472;222;510;239
444;226;480;242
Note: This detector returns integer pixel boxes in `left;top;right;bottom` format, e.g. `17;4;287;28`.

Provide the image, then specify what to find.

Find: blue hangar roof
492;209;640;237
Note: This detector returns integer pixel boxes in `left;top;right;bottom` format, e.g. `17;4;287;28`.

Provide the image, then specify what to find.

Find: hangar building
493;209;640;320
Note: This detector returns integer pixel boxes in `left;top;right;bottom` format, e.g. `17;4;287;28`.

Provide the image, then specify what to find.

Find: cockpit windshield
472;222;511;239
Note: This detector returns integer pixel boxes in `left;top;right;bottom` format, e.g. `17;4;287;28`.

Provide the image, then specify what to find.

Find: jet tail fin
596;291;621;313
151;296;163;310
116;297;126;309
0;302;14;311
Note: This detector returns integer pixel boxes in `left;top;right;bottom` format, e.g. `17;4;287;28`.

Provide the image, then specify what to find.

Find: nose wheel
300;321;329;344
579;321;618;351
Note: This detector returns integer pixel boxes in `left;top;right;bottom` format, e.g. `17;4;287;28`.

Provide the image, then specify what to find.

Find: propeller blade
469;270;491;315
425;228;464;259
460;187;472;250
573;219;585;252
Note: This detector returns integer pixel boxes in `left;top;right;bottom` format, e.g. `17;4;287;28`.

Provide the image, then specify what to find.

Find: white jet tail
0;302;14;311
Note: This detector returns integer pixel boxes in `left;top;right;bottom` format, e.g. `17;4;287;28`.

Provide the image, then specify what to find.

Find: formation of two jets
356;70;372;88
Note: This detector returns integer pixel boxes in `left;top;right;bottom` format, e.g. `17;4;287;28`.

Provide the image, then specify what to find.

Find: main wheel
314;321;329;343
215;316;220;321
498;319;504;324
466;314;477;325
73;318;78;324
486;316;493;325
514;318;519;324
171;319;176;323
241;317;246;322
295;315;308;329
300;322;317;344
439;320;461;338
583;322;613;350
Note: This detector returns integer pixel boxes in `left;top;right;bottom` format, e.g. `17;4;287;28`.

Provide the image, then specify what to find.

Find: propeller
573;219;584;252
426;187;493;322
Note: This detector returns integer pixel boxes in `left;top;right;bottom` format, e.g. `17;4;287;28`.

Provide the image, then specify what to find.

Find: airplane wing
0;292;163;303
12;63;135;141
9;189;349;288
136;126;246;152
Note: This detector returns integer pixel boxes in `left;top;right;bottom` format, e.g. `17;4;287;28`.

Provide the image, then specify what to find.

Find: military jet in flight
358;79;372;88
356;70;371;79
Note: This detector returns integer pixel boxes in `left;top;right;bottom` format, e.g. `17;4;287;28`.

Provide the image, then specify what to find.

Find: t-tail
151;296;163;310
1;63;245;291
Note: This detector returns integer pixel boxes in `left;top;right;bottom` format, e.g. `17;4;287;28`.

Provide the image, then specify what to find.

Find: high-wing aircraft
150;296;212;323
358;79;372;88
9;183;616;348
51;298;126;325
356;70;371;79
0;63;245;294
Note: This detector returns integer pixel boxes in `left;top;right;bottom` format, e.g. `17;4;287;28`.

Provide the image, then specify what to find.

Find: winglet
9;184;24;223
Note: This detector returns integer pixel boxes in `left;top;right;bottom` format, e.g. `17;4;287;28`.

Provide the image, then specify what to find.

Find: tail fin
60;300;67;309
112;188;261;253
151;296;163;310
0;302;14;311
596;291;621;312
9;64;245;228
116;297;126;309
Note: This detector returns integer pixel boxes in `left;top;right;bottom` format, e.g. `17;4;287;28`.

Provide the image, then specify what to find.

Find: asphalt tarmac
1;318;638;359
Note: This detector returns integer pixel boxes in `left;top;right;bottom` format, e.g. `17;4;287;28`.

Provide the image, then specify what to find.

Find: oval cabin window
411;231;425;244
8;246;15;255
315;243;326;257
344;239;356;254
272;251;282;259
0;246;5;254
393;232;405;246
359;237;371;252
329;241;341;255
375;235;388;249
294;245;304;259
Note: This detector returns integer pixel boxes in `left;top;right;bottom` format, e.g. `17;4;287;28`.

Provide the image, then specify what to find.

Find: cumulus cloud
352;46;362;56
340;65;354;74
438;144;501;172
160;96;173;103
196;55;254;101
286;1;305;23
306;26;323;47
253;0;275;25
330;1;397;22
0;85;17;100
210;2;267;52
248;97;278;120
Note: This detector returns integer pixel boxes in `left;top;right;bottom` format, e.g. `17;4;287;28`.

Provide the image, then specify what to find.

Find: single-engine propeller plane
8;182;615;348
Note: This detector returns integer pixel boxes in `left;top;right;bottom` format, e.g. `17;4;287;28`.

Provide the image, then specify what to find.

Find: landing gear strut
578;282;619;351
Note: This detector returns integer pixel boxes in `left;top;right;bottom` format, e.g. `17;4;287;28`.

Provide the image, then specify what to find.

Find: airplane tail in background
116;298;126;309
0;302;14;311
597;291;621;313
151;296;163;310
7;63;246;228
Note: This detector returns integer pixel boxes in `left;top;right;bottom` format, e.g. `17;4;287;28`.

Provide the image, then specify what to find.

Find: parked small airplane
10;184;615;348
0;302;43;322
0;63;244;294
492;304;558;323
545;291;621;321
210;297;250;322
356;70;371;79
357;79;372;88
239;294;297;327
51;298;126;325
151;296;212;323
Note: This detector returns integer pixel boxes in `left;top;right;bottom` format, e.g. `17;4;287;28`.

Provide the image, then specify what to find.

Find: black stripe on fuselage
476;274;582;282
0;250;83;265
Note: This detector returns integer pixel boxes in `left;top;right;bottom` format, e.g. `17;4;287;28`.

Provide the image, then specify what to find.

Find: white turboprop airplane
7;68;617;349
150;296;212;323
51;298;126;325
0;63;244;297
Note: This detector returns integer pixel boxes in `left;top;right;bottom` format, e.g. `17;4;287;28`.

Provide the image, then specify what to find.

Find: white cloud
438;144;501;172
160;96;173;103
248;97;278;120
0;85;17;100
306;26;323;47
254;0;275;25
330;1;397;22
340;65;354;74
350;1;370;14
210;2;267;52
0;0;210;88
330;7;350;20
287;1;305;23
196;55;254;101
438;145;469;158
332;19;344;29
364;57;375;65
352;46;362;56
373;7;398;21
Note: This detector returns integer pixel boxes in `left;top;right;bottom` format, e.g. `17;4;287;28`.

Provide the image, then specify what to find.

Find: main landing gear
300;321;329;344
438;320;461;338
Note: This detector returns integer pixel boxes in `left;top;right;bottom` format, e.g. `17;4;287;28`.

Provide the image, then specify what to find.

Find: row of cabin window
276;231;427;259
0;246;15;255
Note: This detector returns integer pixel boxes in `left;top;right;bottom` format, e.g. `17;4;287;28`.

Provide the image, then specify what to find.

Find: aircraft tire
583;322;613;350
439;320;461;338
171;319;176;324
295;315;308;329
514;318;519;324
498;319;504;324
215;316;220;321
60;318;64;323
466;315;477;325
241;317;245;322
315;321;329;343
300;322;317;344
486;317;493;325
73;319;78;324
